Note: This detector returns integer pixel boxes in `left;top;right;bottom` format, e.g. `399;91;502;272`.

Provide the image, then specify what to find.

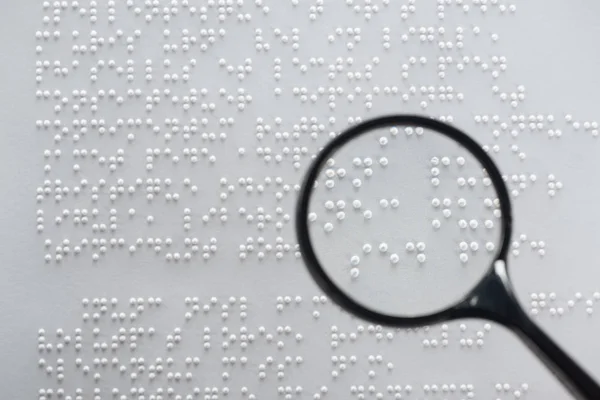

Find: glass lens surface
306;124;503;317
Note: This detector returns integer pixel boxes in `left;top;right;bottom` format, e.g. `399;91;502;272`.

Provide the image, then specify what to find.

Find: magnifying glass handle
465;261;600;400
513;312;600;400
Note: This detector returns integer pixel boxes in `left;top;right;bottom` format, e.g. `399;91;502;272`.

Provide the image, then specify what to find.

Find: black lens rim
295;114;513;327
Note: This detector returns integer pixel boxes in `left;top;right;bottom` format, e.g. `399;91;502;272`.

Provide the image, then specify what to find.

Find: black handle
458;260;600;400
513;311;600;399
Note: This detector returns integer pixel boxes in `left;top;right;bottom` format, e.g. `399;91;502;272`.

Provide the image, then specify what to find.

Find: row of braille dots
288;64;405;109
238;234;300;261
353;82;465;106
530;291;600;316
110;0;252;24
343;0;391;20
315;193;396;220
39;0;103;26
273;385;309;400
41;216;218;263
38;386;248;400
477;113;597;139
306;295;329;320
73;29;140;54
565;114;600;136
349;382;526;399
351;383;509;398
253;26;302;53
387;25;478;50
430;157;496;193
284;56;379;85
444;0;517;15
505;173;562;199
182;295;249;322
41;384;241;400
163;28;224;54
254;117;321;160
350;384;416;400
38;0;264;28
430;196;498;228
507;234;546;257
494;382;530;399
81;296;164;324
147;115;231;143
321;153;389;194
346;241;428;280
327;27;361;50
162;115;234;141
323;57;381;86
47;147;126;172
333;355;395;380
41;148;125;174
42;236;173;263
255;144;314;165
233;175;301;198
37;387;259;400
254;116;334;144
332;324;397;342
410;83;464;103
457;322;491;349
218;58;253;82
419;323;491;349
330;323;396;347
257;354;304;381
35;117;156;146
35;177;198;204
274;28;301;50
146;146;217;170
437;51;507;82
35;27;143;56
307;0;325;21
145;81;220;112
66;28;217;58
34;60;70;82
477;112;556;128
164;236;219;262
141;84;223;110
499;174;539;198
37;327;86;355
88;326;155;354
475;113;575;138
392;0;413;21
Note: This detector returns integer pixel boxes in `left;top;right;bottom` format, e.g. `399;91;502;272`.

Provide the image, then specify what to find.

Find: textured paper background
1;1;600;398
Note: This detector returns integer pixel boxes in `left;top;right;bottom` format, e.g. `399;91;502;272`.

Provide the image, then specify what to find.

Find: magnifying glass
295;114;600;400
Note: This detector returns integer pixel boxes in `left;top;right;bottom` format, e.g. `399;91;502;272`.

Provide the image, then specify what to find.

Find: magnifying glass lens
306;123;503;318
